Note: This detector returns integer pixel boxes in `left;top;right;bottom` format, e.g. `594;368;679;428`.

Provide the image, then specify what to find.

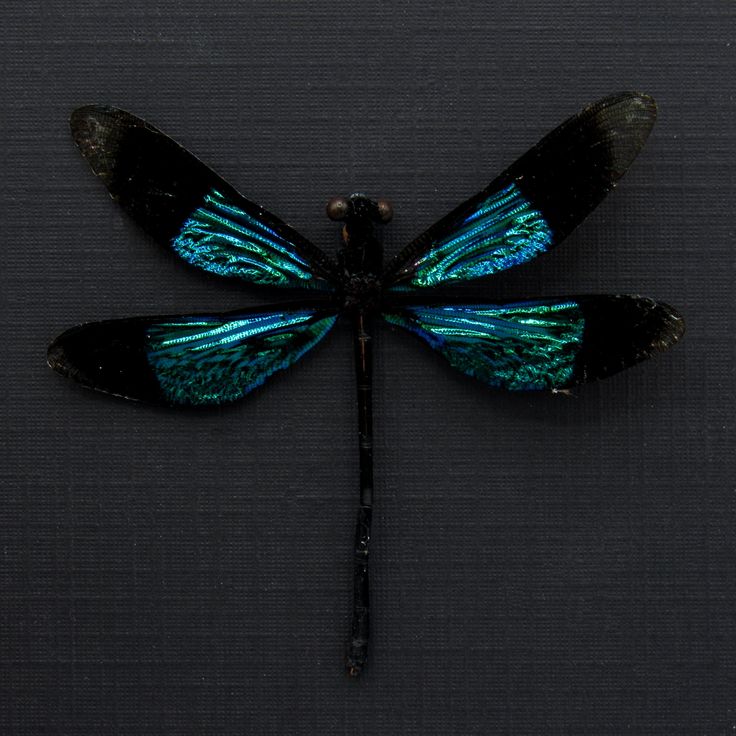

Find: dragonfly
48;91;684;676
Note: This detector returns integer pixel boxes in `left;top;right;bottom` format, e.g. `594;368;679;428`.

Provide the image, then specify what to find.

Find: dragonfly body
49;93;684;675
326;192;392;672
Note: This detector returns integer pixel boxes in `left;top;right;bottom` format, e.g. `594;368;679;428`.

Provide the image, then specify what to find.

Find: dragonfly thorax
341;272;382;310
328;193;391;308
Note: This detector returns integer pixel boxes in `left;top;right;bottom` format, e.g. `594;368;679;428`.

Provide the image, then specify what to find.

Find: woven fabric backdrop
2;2;734;734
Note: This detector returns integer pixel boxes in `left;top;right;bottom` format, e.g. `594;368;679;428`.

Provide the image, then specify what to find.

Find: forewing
383;296;683;391
384;92;657;289
70;106;337;290
48;306;338;406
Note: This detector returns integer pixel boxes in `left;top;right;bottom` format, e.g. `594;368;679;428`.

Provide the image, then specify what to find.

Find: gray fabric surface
1;1;733;733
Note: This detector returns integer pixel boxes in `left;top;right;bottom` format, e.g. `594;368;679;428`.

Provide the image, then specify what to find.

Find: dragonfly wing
71;106;337;290
48;306;338;406
383;92;657;289
383;296;683;391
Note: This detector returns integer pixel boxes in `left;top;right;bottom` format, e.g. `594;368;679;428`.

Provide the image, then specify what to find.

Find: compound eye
326;196;350;221
376;198;394;223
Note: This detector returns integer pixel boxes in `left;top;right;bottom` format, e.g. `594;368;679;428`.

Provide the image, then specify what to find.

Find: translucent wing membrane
384;92;657;289
70;106;337;290
383;296;683;391
48;307;337;406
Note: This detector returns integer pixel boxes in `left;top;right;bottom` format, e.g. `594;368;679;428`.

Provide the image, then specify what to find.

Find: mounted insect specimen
48;92;684;676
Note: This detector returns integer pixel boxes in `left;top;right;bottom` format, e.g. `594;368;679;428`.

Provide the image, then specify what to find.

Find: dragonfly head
326;193;393;229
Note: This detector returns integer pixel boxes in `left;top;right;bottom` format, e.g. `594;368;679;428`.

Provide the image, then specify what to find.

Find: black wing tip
632;91;657;117
590;92;658;176
589;91;657;121
70;105;121;138
70;106;116;170
47;321;164;403
70;104;133;125
612;295;685;349
598;90;656;109
69;105;155;184
576;295;684;383
70;105;149;153
47;335;70;376
641;297;685;348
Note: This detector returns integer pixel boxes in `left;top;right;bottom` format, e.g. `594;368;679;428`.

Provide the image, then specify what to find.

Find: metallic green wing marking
383;296;683;391
147;309;337;405
171;188;325;288
384;301;584;390
391;183;553;288
48;308;338;406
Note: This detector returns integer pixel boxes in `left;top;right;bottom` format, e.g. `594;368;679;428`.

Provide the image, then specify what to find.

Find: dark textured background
2;2;734;734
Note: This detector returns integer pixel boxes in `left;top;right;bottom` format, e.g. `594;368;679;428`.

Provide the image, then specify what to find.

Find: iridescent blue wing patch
70;106;337;290
47;307;338;406
383;296;683;390
383;92;657;289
